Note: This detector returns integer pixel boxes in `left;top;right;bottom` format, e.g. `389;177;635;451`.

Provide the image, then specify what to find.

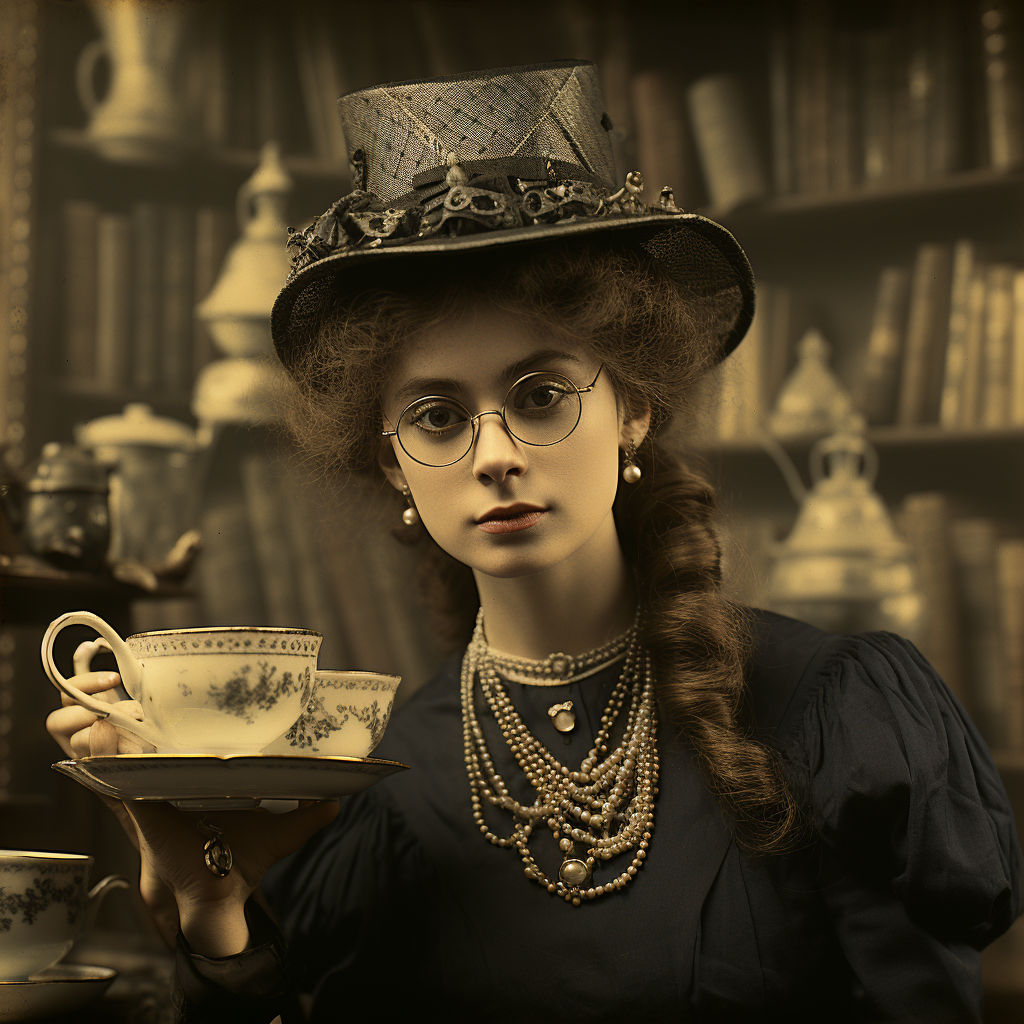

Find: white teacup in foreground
41;611;321;754
262;671;400;758
0;851;128;981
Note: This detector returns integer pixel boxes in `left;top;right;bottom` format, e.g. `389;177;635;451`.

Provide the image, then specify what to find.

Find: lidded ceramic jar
768;416;923;639
23;443;109;572
75;403;200;566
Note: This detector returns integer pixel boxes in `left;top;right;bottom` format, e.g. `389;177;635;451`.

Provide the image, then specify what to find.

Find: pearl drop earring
621;440;641;484
401;486;420;526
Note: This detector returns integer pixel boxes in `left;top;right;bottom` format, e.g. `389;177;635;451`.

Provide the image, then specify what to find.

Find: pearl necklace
461;611;659;906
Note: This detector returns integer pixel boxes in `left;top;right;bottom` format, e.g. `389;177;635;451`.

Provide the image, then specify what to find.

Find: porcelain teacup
0;851;128;981
41;611;321;754
262;671;400;758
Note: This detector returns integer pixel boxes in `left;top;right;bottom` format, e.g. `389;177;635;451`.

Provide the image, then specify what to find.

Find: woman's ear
378;444;408;493
620;404;651;450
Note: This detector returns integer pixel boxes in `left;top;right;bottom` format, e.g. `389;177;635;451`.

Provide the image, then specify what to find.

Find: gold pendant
547;700;575;733
559;857;590;888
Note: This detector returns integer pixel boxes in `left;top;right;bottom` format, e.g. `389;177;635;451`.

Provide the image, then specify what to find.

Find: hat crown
337;60;616;202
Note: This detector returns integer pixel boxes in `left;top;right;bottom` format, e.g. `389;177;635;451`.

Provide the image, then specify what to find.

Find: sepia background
1;0;1023;1016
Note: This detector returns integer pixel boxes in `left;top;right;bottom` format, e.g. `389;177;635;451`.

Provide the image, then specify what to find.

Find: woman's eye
516;380;570;411
408;402;467;432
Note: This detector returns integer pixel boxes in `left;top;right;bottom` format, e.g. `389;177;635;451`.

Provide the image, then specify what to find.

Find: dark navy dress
173;611;1023;1022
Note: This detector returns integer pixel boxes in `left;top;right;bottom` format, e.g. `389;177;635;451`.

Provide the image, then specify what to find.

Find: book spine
939;239;977;428
901;492;964;704
131;202;163;393
929;0;968;175
311;17;348;165
981;1;1024;170
905;1;933;183
997;539;1024;750
897;243;954;425
687;74;769;212
291;13;331;161
193;207;236;376
950;517;1006;748
1011;270;1024;424
958;268;989;427
793;2;831;193
768;23;794;195
981;262;1015;428
161;204;195;397
858;266;911;425
861;30;894;184
62;200;99;382
889;7;913;185
764;284;793;411
94;213;132;393
828;30;859;193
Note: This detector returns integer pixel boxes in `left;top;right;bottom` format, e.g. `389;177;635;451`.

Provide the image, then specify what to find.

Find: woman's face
381;304;648;580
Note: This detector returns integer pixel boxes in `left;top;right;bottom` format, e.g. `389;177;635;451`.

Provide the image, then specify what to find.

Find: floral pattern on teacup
208;663;311;723
0;871;86;932
283;697;391;752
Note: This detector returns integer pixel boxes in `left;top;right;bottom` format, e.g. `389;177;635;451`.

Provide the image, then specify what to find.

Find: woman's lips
476;509;548;534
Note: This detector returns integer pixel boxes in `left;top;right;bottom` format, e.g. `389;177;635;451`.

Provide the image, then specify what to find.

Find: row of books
900;500;1024;752
766;0;1018;198
62;200;235;396
859;239;1024;429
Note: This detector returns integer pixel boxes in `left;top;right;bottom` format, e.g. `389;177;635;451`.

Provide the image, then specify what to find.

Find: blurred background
1;0;1023;1015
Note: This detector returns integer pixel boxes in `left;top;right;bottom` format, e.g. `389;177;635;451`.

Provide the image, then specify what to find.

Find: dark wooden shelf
48;127;347;183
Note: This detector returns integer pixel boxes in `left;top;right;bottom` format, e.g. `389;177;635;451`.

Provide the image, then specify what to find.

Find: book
792;2;830;193
858;266;911;425
630;70;698;210
62;200;99;381
131;202;163;392
950;518;1006;748
94;212;132;393
768;22;794;195
958;268;989;427
997;539;1024;750
162;204;195;397
1011;270;1024;425
903;1;932;183
980;1;1024;171
896;243;954;425
861;30;894;184
981;262;1015;428
900;493;964;705
687;74;769;212
928;0;968;176
764;284;794;413
939;240;977;429
193;207;237;376
828;29;859;193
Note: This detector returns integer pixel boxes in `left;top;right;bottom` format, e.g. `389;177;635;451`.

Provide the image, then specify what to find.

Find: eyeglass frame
381;364;605;468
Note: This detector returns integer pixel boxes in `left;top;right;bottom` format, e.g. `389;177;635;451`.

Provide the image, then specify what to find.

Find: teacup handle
81;875;130;936
41;611;162;750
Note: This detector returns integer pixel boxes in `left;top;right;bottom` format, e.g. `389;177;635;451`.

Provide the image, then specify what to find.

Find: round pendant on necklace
547;700;575;733
559;857;590;888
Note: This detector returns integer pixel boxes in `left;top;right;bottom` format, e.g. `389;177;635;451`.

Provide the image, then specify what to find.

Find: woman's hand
45;668;340;955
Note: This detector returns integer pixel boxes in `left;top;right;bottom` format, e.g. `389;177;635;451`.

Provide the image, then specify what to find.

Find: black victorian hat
271;60;755;372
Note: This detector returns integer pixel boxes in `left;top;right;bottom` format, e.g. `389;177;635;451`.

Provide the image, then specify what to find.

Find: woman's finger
89;719;120;756
59;672;122;707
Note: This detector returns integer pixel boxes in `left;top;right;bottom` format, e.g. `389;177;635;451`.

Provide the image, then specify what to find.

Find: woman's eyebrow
391;349;582;404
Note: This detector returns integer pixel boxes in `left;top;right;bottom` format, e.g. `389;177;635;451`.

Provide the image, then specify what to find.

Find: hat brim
271;210;755;374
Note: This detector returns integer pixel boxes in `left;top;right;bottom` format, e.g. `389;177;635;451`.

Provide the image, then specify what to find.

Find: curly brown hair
283;238;803;855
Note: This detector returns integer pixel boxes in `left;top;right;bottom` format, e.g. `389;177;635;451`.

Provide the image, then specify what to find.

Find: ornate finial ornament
271;60;755;372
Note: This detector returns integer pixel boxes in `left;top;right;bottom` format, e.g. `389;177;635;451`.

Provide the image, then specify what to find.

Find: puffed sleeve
786;632;1023;1022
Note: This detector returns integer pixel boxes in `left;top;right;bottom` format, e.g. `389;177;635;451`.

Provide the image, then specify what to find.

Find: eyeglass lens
396;372;584;467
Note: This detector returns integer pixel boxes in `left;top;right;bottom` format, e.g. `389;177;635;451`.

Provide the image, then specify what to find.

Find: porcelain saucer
53;754;409;810
0;964;116;1021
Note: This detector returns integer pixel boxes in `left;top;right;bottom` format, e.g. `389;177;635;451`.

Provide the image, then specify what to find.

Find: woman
48;62;1021;1022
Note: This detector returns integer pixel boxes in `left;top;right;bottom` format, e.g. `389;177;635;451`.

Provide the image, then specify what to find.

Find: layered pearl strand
461;610;659;906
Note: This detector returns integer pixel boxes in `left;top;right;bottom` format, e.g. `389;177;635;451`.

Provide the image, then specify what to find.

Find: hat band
410;156;605;191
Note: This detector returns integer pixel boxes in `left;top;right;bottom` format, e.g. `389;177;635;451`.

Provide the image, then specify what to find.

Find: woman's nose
471;412;527;483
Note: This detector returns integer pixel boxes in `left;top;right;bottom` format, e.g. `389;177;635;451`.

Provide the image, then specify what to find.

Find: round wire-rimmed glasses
382;365;604;468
